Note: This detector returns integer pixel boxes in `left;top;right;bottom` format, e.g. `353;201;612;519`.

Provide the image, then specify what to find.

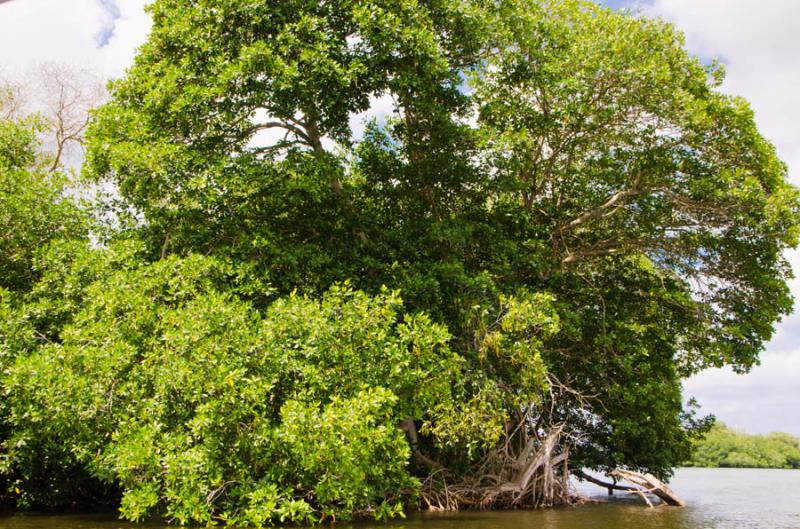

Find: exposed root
419;426;576;511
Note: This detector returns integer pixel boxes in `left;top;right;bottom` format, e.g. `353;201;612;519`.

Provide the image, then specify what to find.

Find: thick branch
572;469;639;492
560;172;642;234
249;121;311;144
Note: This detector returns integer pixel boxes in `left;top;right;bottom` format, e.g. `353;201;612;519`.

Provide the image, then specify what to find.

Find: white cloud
684;352;800;436
99;0;152;74
648;0;800;167
95;0;121;47
0;0;150;76
645;0;800;435
349;92;396;140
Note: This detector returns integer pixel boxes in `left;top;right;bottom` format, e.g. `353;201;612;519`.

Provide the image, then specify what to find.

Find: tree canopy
1;0;798;524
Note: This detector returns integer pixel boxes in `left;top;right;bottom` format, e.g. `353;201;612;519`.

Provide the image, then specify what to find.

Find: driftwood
573;469;641;494
609;469;685;507
575;469;684;507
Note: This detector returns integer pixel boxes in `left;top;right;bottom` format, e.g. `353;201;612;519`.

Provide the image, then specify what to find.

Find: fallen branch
610;469;685;507
572;469;640;493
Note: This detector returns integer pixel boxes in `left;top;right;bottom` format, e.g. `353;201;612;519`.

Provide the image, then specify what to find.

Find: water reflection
1;468;798;529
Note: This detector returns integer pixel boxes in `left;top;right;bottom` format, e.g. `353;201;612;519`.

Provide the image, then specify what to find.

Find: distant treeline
686;423;800;469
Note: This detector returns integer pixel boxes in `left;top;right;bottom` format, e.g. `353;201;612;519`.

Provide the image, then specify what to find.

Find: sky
0;0;798;436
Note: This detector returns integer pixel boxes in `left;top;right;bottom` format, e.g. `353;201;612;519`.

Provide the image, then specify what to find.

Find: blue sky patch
95;0;121;48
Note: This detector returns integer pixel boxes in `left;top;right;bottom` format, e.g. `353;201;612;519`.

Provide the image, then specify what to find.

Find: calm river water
0;468;798;529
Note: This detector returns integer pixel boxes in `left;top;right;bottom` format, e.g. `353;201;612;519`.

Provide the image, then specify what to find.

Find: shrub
4;255;457;524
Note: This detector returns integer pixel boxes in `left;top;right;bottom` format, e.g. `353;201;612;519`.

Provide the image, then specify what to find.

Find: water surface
1;468;798;529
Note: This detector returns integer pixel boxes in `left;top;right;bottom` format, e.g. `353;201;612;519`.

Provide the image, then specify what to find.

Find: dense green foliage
2;242;552;521
0;117;88;293
1;0;798;524
687;424;800;469
0;114;91;507
5;253;454;522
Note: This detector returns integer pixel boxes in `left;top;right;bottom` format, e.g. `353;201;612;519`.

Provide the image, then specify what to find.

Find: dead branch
610;469;685;507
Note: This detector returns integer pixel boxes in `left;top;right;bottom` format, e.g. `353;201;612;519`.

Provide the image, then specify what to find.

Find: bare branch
248;120;311;144
26;63;107;170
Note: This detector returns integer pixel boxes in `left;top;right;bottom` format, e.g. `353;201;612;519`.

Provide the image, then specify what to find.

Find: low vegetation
687;424;800;469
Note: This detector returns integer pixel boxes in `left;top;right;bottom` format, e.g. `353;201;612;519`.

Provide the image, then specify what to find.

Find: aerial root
419;426;577;511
